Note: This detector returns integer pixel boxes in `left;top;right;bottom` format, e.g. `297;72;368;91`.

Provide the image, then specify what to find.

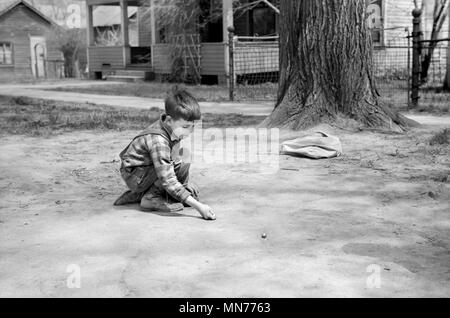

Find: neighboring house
0;0;64;80
26;0;86;29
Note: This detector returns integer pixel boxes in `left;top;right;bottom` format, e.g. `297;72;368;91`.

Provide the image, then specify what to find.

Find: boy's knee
175;162;190;182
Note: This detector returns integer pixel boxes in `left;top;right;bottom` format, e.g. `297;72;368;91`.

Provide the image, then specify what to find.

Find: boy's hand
184;196;216;221
198;204;216;221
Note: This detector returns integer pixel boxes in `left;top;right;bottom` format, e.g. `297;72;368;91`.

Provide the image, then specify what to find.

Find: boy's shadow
113;204;202;220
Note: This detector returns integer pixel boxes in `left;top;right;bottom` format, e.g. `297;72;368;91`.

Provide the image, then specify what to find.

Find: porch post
446;4;450;90
222;0;234;81
120;0;130;67
86;3;94;78
150;0;156;69
86;4;94;46
150;0;156;46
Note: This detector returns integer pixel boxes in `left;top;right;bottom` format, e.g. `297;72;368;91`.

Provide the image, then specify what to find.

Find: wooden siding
0;3;62;80
87;46;127;71
200;43;226;75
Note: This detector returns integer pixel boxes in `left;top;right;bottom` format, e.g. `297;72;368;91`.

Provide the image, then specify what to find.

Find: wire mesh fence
229;32;449;112
373;44;411;108
419;42;450;103
232;35;278;101
230;34;413;108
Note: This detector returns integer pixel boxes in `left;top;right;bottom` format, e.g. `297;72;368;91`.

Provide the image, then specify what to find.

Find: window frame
0;42;14;67
368;0;385;47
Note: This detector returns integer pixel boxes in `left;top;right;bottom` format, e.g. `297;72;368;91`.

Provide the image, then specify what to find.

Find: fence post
411;8;422;108
228;26;235;101
406;28;411;107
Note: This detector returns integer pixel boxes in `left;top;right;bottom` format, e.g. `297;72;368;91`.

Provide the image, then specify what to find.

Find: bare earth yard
0;97;449;297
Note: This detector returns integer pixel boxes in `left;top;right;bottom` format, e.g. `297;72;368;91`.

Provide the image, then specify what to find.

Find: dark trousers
120;162;190;196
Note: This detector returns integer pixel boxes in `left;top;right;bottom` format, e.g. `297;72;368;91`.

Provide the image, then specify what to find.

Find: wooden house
0;0;64;80
85;0;279;83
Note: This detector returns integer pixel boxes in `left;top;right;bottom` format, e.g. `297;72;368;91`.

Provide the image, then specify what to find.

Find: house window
158;27;167;43
367;0;384;45
0;43;13;65
250;6;276;37
249;1;277;37
199;0;223;42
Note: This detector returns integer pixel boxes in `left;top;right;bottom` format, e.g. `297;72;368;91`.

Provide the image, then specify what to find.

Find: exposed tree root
261;96;420;132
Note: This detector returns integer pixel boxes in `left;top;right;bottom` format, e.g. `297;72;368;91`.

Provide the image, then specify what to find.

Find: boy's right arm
148;135;216;221
185;195;216;220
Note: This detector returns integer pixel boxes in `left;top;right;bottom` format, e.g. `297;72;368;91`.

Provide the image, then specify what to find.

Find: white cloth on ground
280;132;342;159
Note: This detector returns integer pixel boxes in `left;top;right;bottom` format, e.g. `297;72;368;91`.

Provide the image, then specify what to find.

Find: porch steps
106;68;155;82
115;70;148;77
106;75;146;83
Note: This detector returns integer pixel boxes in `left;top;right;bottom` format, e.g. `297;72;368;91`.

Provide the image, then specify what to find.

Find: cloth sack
280;132;342;159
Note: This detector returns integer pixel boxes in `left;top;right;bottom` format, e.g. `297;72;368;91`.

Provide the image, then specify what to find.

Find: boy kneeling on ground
114;86;216;221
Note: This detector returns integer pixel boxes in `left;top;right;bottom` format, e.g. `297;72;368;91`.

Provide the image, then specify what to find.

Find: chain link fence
419;42;450;107
373;32;411;109
231;35;278;101
228;30;449;112
229;33;413;108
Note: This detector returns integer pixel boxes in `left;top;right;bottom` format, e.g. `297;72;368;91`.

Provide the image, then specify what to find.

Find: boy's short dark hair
165;86;201;121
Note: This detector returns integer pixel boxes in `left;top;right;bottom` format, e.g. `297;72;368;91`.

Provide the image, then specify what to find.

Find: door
30;36;47;78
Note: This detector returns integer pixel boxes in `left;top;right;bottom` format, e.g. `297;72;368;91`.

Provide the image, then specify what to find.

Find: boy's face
165;116;196;140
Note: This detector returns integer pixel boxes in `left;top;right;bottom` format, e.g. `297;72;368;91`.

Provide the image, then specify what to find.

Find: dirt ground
0;120;449;297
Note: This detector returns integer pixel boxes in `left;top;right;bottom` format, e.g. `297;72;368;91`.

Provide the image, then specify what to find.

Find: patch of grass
42;80;450;114
429;128;450;146
43;82;277;102
0;96;265;136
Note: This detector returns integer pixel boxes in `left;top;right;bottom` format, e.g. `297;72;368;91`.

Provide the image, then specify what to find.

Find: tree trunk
262;0;415;131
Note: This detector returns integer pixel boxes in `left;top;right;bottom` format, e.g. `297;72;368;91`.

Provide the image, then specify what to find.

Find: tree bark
262;0;416;131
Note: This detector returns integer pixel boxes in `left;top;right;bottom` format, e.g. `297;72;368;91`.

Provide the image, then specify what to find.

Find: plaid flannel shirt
121;117;190;203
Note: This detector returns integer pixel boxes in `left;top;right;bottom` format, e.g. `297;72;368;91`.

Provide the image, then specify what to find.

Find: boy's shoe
140;188;183;213
114;190;142;206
